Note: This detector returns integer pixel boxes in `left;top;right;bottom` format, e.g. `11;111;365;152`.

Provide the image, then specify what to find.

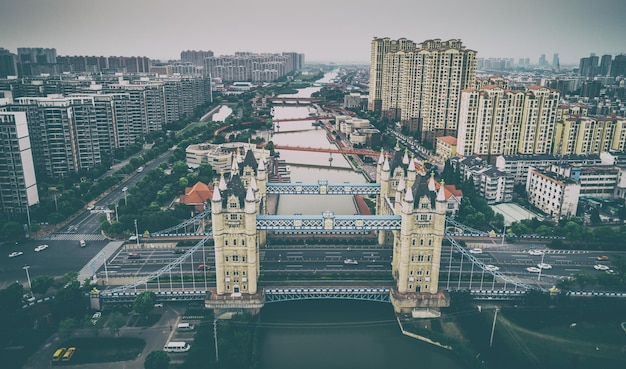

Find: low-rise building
435;136;457;160
495;154;602;185
526;167;580;220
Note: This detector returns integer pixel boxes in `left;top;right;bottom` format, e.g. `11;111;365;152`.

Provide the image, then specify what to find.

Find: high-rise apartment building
579;54;600;77
181;50;214;67
371;38;476;145
457;85;560;158
553;115;626;155
0;48;18;78
204;52;303;82
367;37;416;113
0;112;38;215
610;54;626;77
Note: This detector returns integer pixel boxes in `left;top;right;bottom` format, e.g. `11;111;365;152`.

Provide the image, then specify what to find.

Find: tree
108;311;126;336
58;317;77;339
1;221;25;241
31;275;54;295
144;350;170;369
133;291;156;318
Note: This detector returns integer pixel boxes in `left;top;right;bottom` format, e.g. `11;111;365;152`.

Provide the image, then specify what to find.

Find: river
256;72;465;369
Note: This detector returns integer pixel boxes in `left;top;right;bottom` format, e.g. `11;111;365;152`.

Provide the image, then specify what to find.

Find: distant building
180;50;214;67
495;154;602;185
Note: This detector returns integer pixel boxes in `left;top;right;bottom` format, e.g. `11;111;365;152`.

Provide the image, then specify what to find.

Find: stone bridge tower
376;145;449;314
210;145;266;298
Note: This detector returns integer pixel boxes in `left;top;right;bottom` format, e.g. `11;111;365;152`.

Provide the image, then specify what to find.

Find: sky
0;0;625;65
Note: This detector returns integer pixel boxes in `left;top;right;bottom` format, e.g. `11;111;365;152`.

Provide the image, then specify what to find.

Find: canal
256;72;465;369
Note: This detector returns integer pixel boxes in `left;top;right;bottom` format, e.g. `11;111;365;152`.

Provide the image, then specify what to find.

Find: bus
163;341;191;353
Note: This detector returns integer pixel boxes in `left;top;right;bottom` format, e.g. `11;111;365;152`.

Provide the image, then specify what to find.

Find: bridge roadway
269;145;380;157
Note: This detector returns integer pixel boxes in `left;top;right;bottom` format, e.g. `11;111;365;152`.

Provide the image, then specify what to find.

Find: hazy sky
1;0;624;65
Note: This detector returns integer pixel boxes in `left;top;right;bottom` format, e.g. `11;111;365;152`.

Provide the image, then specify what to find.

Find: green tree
108;311;126;336
133;291;156;318
58;317;77;339
144;350;170;369
31;275;54;295
1;221;26;241
572;270;594;290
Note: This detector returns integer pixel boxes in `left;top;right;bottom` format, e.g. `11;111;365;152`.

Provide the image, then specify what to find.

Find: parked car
8;251;23;258
34;244;48;252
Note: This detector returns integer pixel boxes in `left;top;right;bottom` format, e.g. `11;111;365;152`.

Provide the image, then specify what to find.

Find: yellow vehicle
51;347;66;362
62;347;76;361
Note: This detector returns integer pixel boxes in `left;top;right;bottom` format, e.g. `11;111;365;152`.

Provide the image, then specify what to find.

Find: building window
225;256;229;262
225;240;228;246
233;239;237;246
241;239;245;246
232;255;239;262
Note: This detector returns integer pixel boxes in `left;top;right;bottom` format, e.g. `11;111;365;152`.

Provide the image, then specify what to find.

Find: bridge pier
204;289;264;316
389;288;450;315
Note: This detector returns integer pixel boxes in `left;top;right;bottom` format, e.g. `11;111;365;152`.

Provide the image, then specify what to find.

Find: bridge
271;116;332;123
267;145;380;157
93;149;547;314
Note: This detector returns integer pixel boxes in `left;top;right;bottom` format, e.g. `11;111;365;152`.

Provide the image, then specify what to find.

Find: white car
537;263;552;270
484;264;500;272
8;251;23;258
593;264;609;271
34;244;49;252
469;248;483;254
343;259;358;265
526;267;541;273
528;249;544;256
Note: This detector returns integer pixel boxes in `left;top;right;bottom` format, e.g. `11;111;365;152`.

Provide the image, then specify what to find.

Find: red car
197;264;210;270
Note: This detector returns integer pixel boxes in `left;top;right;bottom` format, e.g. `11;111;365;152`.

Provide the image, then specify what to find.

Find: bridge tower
376;145;449;314
210;144;265;302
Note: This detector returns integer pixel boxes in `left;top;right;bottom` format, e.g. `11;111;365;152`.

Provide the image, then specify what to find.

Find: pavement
24;305;185;369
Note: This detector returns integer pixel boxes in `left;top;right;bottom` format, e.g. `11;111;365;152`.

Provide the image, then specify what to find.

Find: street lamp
23;265;32;290
134;219;140;246
537;251;546;281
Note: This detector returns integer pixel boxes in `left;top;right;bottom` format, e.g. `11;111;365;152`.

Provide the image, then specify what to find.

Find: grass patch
176;121;207;137
57;337;145;364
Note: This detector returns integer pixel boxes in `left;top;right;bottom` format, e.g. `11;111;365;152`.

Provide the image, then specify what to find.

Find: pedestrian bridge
264;287;391;303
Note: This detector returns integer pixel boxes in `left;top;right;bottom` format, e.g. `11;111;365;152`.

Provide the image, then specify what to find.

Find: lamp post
501;224;507;246
538;251;545;282
23;265;32;290
134;219;140;246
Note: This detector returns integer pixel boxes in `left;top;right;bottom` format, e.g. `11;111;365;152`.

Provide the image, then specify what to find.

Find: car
594;264;609;271
51;347;67;362
34;244;48;252
87;205;95;211
537;263;552;270
596;255;609;261
8;251;23;258
136;166;144;173
343;258;359;265
528;249;544;256
62;347;76;361
154;303;163;308
122;186;128;192
526;267;541;273
79;239;86;247
91;312;101;325
127;253;141;259
484;264;500;272
173;248;186;254
469;248;483;254
197;264;210;270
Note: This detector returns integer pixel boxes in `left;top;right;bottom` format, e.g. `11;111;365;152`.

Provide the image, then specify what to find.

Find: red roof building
179;181;213;212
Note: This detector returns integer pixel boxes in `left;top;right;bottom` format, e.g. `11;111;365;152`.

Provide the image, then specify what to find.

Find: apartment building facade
0;111;38;215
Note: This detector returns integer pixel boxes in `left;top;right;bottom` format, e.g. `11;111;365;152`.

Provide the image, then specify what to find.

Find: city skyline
1;0;625;65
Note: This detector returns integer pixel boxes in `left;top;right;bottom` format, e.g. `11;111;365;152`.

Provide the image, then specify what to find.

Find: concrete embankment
396;316;452;350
